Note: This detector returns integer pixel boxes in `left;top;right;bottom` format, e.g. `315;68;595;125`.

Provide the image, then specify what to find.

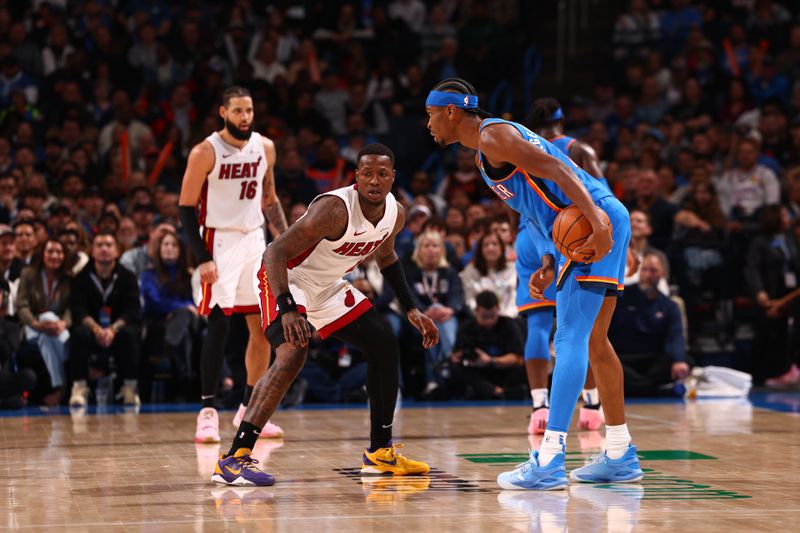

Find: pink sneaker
765;364;800;388
527;408;549;435
232;404;284;438
195;407;221;443
578;406;605;431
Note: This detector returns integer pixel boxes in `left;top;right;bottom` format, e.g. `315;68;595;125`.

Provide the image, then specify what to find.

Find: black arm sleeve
380;260;419;313
179;205;213;264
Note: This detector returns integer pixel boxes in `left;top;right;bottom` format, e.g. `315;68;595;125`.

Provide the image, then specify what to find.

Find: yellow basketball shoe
361;443;430;475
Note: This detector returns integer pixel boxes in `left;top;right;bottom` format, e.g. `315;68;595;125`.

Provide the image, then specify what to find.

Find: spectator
406;230;464;395
16;239;72;406
59;227;89;276
12;219;38;278
460;231;517;317
140;231;200;394
120;223;175;277
745;205;800;384
449;291;526;400
612;0;661;61
0;287;34;408
625;168;678;251
624;210;669;295
68;232;142;407
715;136;780;221
610;251;690;396
673;181;727;244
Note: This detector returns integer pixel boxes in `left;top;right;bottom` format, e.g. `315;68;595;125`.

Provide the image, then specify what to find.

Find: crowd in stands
0;0;799;408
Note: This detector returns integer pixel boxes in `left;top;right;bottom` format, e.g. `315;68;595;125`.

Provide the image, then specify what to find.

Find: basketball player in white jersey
179;86;288;443
212;144;439;486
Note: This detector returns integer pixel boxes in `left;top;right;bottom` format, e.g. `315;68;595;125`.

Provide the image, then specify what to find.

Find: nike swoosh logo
225;465;243;476
377;457;397;466
354;230;367;236
381;423;392;428
222;153;235;158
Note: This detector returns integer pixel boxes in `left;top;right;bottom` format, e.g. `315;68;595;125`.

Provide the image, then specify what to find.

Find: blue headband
426;90;479;109
550;107;564;121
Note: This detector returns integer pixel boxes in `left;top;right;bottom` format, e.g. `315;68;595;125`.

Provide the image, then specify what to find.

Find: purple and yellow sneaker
211;448;276;486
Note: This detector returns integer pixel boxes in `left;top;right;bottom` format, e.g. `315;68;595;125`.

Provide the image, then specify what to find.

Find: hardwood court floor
1;395;799;532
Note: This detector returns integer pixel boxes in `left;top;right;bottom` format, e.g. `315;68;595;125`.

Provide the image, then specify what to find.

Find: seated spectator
624;168;677;251
405;230;463;395
120;223;175;277
624;210;669;295
16;239;72;406
140;231;201;398
745;205;800;384
59;228;90;276
674;181;727;244
0;288;35;408
68;232;142;407
609;251;690;396
12;218;38;277
449;291;526;400
460;231;517;317
715;136;780;223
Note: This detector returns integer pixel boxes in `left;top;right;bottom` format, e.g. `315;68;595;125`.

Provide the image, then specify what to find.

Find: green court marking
457;449;716;464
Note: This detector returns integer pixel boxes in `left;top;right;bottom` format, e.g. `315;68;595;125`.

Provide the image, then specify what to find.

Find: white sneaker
195;407;221;443
232;404;284;438
69;381;89;407
118;384;141;407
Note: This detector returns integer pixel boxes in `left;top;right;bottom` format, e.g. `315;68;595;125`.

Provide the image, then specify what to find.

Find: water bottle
96;375;112;408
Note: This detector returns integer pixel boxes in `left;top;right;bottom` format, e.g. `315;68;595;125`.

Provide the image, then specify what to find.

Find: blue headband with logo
550;107;564;120
426;90;479;109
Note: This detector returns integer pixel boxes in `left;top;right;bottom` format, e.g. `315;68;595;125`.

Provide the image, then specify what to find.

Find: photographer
448;291;526;400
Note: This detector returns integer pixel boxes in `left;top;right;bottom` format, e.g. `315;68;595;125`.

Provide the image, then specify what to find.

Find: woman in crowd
405;230;464;396
16;238;72;406
460;231;517;317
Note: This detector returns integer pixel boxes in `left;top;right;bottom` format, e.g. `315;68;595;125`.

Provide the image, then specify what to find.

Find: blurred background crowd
1;0;799;408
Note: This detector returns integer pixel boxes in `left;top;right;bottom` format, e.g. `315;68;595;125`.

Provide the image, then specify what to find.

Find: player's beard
225;118;253;141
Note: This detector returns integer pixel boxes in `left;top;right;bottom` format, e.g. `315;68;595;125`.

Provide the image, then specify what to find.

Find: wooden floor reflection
1;397;799;531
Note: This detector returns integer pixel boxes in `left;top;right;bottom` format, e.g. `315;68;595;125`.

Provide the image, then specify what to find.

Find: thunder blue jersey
549;134;577;155
477;118;614;238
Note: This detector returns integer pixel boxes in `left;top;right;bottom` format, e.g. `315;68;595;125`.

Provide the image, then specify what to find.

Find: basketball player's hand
625;247;640;277
579;219;613;262
407;309;439;349
198;260;218;284
529;266;554;300
671;362;690;380
282;310;311;348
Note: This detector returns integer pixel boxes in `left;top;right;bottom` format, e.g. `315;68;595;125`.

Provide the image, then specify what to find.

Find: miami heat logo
218;157;262;179
331;234;388;257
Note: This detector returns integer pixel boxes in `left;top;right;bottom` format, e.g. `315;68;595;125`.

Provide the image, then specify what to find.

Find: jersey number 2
239;180;257;200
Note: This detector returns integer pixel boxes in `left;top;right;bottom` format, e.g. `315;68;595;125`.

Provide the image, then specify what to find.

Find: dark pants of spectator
0;367;36;408
299;361;367;403
146;308;201;381
619;352;674;397
70;324;141;381
753;313;791;381
448;364;528;400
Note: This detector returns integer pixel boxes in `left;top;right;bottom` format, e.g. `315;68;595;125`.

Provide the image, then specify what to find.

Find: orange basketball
552;204;612;263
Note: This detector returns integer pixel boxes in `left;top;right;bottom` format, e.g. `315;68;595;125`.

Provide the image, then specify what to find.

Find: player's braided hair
221;86;251;107
432;78;491;118
527;97;562;131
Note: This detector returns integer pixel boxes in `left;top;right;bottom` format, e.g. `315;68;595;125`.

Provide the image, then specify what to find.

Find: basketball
552;204;611;263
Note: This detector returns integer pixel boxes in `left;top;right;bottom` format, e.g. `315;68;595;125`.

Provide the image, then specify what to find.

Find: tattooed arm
262;136;288;235
264;195;347;346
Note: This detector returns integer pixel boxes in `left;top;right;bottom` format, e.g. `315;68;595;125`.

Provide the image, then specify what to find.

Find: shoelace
236;455;262;472
586;453;607;465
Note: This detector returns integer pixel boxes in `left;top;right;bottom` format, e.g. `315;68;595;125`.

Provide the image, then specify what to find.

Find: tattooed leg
243;344;307;428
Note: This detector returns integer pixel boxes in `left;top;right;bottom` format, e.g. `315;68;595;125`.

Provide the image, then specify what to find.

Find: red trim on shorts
317;299;373;339
229;305;260;314
198;228;216;315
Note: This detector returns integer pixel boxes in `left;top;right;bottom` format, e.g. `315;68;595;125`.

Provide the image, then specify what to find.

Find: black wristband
380;260;418;313
179;205;213;264
276;292;298;315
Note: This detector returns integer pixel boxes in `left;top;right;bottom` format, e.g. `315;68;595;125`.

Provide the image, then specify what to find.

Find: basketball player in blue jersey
520;98;611;435
426;78;643;490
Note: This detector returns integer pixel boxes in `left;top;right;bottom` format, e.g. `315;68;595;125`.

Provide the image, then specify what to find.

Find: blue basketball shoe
569;444;644;483
212;448;276;486
497;451;568;490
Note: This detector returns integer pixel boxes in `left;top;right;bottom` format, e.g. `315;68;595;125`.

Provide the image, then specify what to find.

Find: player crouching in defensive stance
213;144;439;486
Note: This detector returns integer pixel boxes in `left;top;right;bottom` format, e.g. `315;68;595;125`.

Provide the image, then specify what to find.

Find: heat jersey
477;118;613;238
198;131;266;232
285;185;398;287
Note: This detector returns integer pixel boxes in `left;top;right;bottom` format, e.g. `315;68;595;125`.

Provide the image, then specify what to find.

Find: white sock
124;379;137;390
582;388;599;406
605;423;631;460
538;430;567;466
531;388;549;409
